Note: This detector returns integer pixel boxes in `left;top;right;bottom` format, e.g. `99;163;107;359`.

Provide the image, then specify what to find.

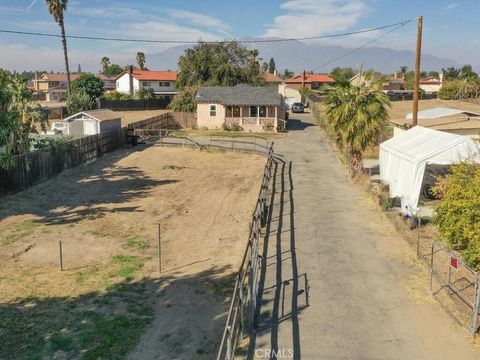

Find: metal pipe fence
216;144;274;360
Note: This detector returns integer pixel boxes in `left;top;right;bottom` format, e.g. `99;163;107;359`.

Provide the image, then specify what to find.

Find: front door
84;121;97;135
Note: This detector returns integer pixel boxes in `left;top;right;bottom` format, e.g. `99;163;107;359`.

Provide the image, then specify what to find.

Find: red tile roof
286;73;336;84
120;70;177;81
263;72;283;83
420;76;441;84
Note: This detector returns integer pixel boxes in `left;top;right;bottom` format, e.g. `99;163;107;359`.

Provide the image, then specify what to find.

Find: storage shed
379;126;480;214
64;109;121;136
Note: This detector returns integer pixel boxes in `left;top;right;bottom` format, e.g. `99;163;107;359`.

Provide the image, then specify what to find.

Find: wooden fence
0;112;197;197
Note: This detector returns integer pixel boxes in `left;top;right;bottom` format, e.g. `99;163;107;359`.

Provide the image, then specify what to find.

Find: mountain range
147;38;459;74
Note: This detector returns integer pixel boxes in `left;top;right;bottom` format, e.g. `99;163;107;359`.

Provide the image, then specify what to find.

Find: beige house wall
197;103;226;129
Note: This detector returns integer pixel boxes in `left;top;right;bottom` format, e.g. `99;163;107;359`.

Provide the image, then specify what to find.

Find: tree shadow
0;264;236;360
287;118;315;131
247;157;307;360
0;146;178;224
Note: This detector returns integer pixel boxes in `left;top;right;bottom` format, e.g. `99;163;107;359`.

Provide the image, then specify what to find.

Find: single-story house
286;72;336;90
196;84;286;132
263;72;284;84
391;107;480;138
419;75;443;94
349;73;404;92
63;109;121;136
115;69;177;99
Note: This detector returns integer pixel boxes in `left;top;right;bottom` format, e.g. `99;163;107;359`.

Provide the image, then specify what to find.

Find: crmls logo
255;348;294;358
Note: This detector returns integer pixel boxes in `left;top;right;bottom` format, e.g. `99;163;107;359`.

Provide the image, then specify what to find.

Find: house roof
65;109;120;122
286;73;336;84
39;73;80;81
420;76;442;84
117;70;177;81
263;72;283;83
196;84;282;106
390;108;480;131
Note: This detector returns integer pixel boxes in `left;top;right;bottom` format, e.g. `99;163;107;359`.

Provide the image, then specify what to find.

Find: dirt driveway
0;144;265;359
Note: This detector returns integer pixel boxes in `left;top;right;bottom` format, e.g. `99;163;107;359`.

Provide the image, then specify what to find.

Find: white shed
64;109;121;136
380;126;480;214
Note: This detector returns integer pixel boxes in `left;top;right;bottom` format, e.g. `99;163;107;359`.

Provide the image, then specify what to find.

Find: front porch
225;105;281;132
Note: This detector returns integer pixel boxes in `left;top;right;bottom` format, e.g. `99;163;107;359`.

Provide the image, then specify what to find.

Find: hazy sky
0;0;478;72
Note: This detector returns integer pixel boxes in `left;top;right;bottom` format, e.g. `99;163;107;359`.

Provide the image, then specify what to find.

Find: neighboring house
33;73;117;101
196;84;286;132
62;109;121;136
115;69;177;99
285;72;336;90
390;107;480;138
349;73;404;92
263;72;284;84
419;75;443;94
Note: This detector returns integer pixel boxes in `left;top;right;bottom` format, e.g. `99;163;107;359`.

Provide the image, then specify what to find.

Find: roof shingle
196;84;282;106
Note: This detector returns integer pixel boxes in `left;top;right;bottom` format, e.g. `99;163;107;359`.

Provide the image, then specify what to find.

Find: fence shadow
0;146;177;224
247;158;307;360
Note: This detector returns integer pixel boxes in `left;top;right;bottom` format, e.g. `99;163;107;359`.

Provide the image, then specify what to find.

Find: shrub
438;80;463;100
433;163;480;269
168;86;197;112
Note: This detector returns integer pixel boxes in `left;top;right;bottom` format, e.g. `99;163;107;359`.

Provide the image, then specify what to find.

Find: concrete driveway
248;112;480;359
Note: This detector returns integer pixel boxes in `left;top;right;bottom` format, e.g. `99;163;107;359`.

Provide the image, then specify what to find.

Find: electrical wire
312;20;413;70
0;20;413;44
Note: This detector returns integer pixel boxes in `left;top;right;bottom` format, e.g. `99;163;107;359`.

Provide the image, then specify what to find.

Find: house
32;73;117;101
285;72;336;91
115;68;177;99
390;107;480;138
62;109;121;136
349;73;404;92
263;72;283;84
196;84;286;132
419;75;443;94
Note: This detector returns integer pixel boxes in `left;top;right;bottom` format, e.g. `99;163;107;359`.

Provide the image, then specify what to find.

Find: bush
168;87;197;112
438;80;462;100
71;73;104;100
134;88;156;100
66;89;96;115
433;163;480;269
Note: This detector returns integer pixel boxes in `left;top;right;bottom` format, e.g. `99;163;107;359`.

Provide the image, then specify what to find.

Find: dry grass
117;110;171;127
0;145;265;359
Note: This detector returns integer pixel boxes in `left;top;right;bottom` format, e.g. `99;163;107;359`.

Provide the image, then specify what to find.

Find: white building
115;69;177;99
62;109;121;136
419;75;443;93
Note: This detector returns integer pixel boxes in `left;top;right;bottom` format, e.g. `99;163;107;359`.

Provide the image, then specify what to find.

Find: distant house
263;72;284;84
115;69;177;99
196;84;286;132
390;107;480;138
63;109;121;136
349;73;404;92
419;75;443;94
285;72;336;90
33;73;117;101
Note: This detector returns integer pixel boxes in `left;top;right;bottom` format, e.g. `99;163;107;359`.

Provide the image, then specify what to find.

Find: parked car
291;102;304;113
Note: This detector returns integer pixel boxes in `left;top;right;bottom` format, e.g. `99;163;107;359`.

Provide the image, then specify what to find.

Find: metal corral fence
424;240;480;334
216;143;274;360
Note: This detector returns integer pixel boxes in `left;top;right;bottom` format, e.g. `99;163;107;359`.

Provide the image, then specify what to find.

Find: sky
0;0;479;72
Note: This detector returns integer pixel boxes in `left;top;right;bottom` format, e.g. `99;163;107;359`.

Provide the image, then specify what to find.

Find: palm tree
46;0;71;95
324;71;390;176
298;87;311;104
136;52;146;70
101;57;110;73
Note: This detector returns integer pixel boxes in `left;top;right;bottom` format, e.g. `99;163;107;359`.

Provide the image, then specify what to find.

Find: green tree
459;65;478;80
298;87;311;104
399;66;408;75
71;73;104;100
438;79;463;99
323;71;390;176
103;64;123;77
168;87;197;112
330;67;355;84
442;66;461;80
101;57;110;73
46;0;71;95
433;163;480;269
268;58;276;74
428;70;439;78
136;52;146;71
261;62;269;73
282;69;294;79
66;88;96;115
134;88;156;100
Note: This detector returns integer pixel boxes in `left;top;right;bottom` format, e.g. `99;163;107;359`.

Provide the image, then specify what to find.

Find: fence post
471;274;480;334
59;240;64;271
430;241;435;292
158;224;162;274
226;326;233;360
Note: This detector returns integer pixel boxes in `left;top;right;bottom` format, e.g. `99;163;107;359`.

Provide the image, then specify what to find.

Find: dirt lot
0;144;265;359
117;110;171;127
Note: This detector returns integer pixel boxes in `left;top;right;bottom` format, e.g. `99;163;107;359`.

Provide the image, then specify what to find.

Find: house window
142;81;151;87
159;81;170;87
209;104;217;117
250;106;267;117
312;82;320;89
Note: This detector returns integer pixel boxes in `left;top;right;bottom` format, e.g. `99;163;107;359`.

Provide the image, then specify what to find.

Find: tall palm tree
136;52;146;70
46;0;71;95
101;56;110;73
324;71;391;176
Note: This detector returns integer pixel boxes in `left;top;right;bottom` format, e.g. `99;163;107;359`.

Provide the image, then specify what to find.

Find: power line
0;20;413;44
313;20;413;70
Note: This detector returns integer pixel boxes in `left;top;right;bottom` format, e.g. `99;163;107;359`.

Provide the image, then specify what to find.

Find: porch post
240;106;243;125
256;105;260;125
274;106;278;131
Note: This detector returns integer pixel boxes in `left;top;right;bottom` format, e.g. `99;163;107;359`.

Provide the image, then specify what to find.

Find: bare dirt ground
117;110;171;126
0;144;265;359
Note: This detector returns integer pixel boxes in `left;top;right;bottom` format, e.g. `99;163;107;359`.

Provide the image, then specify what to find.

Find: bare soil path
249;113;480;359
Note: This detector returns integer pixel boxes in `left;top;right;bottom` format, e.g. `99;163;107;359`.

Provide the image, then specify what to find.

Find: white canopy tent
380;126;480;214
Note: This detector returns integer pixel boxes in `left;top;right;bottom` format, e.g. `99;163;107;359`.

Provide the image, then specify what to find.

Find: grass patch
111;255;144;280
50;334;74;352
123;236;150;250
75;266;100;285
1;220;41;245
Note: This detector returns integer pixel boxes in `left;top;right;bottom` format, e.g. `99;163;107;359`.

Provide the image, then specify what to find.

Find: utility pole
412;15;423;127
